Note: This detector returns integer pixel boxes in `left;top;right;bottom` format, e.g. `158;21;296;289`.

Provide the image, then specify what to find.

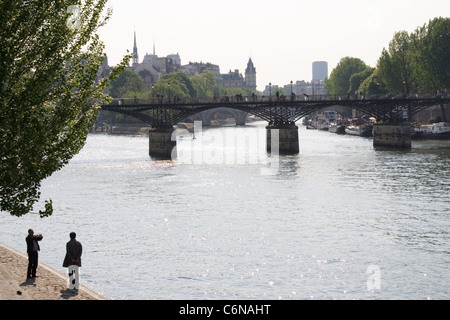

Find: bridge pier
373;123;411;149
266;123;299;155
148;127;176;159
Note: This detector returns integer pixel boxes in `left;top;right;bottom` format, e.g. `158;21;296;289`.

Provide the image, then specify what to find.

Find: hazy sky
98;0;449;91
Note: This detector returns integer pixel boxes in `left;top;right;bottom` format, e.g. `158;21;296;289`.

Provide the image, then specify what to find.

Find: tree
151;79;190;103
377;31;415;94
412;17;450;92
0;0;130;217
159;72;197;98
191;70;218;98
349;67;375;94
359;69;387;97
109;68;145;98
325;57;368;96
219;87;254;100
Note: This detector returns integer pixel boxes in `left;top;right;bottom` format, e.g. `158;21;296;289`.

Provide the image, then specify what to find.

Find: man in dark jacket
25;229;43;279
62;232;82;289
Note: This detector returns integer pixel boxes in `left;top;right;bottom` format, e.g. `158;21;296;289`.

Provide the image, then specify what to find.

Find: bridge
101;94;450;159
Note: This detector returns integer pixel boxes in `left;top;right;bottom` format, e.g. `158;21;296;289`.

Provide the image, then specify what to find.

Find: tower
132;31;139;66
312;61;328;81
245;58;257;92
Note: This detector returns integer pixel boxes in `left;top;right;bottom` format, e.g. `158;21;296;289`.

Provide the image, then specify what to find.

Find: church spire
245;57;256;73
245;58;257;92
132;31;139;65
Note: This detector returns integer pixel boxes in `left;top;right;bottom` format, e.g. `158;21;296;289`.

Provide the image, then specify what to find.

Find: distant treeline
325;17;450;97
108;69;257;103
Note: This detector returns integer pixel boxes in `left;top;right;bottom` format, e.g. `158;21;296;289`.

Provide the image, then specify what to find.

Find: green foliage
110;67;259;102
377;31;415;94
109;68;144;98
376;17;449;94
159;72;197;98
359;69;387;96
411;17;450;91
349;67;375;94
191;70;218;98
151;79;191;102
0;0;130;217
218;87;254;98
329;17;450;96
325;57;368;95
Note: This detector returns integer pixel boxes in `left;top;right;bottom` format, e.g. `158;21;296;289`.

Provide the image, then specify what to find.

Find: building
132;31;139;66
142;42;157;64
217;58;257;92
311;80;327;96
181;61;222;82
129;35;181;88
262;84;281;97
282;80;327;97
244;58;257;92
289;81;312;96
219;69;245;89
311;61;328;96
132;54;181;89
312;61;328;81
129;33;257;92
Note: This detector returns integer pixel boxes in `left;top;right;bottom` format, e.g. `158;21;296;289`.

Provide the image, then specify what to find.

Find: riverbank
0;243;106;300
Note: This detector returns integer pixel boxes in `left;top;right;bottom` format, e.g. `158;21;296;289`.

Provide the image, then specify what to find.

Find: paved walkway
0;243;106;300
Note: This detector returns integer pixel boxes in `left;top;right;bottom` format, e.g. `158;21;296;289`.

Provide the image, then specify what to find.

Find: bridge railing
107;92;448;106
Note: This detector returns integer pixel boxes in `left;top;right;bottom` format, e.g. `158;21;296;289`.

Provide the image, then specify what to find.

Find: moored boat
411;122;450;140
345;125;373;137
317;123;329;131
328;122;346;134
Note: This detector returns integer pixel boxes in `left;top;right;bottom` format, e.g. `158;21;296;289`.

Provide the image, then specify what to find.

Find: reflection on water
1;122;449;299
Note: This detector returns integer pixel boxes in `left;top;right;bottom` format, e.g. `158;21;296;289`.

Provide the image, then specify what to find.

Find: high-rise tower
132;31;139;66
312;61;328;81
245;58;257;92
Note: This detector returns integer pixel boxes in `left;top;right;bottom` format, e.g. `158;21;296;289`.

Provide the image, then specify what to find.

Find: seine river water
1;121;450;300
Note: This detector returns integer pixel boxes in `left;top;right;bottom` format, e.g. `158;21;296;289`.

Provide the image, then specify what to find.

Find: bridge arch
101;96;450;128
196;107;249;126
101;95;450;158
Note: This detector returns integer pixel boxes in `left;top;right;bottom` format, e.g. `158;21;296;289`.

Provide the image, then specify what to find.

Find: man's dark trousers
27;251;38;278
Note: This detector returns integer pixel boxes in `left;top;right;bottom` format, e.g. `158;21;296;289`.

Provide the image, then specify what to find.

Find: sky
98;0;449;91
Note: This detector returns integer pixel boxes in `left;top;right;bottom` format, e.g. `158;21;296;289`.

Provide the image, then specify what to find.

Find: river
1;121;449;299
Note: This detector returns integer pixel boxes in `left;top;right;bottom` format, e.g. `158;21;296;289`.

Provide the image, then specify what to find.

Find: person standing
25;229;43;279
62;232;82;289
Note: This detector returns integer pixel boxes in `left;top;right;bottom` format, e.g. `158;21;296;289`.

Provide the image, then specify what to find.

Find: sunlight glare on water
1;122;449;299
